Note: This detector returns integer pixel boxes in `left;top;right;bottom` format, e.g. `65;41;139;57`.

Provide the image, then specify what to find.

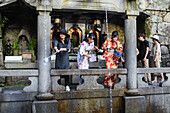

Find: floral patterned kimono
102;39;123;87
77;41;95;69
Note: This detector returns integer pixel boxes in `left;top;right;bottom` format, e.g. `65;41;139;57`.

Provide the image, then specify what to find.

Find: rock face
22;0;126;11
164;13;170;22
143;1;170;67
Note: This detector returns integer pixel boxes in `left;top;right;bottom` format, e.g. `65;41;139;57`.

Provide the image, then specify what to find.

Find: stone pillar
0;13;2;38
36;5;53;97
125;11;139;95
0;13;3;92
0;13;4;67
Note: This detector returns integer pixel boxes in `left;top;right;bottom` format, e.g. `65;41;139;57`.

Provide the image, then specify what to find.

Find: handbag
114;50;121;59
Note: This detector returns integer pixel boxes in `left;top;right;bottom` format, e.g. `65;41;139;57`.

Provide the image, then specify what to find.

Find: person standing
54;29;70;91
77;33;97;84
150;35;164;83
102;31;123;87
138;33;152;85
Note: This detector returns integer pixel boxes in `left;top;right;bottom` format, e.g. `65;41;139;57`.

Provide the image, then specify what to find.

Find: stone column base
36;93;54;100
124;96;146;113
32;100;58;113
125;89;139;96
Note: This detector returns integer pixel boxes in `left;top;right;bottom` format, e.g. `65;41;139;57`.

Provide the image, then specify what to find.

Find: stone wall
0;92;36;113
26;0;126;12
1;87;170;113
106;22;125;43
58;97;123;113
143;0;170;67
145;94;170;113
55;90;170;113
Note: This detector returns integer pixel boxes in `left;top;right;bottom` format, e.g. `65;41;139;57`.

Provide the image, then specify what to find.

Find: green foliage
145;18;151;38
13;38;19;50
1;16;9;28
28;39;35;50
0;83;7;87
0;83;29;87
12;84;29;86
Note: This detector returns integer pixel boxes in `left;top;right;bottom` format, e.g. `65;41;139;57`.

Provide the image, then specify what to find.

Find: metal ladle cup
44;51;58;63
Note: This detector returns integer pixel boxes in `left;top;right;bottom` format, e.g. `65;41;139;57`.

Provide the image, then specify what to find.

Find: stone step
2;86;24;94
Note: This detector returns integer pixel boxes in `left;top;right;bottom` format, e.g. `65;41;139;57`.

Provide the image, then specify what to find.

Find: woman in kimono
102;31;123;87
54;29;70;91
77;33;97;83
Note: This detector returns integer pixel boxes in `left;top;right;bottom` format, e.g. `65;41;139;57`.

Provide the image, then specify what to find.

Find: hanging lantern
53;17;61;28
54;18;61;24
94;19;101;28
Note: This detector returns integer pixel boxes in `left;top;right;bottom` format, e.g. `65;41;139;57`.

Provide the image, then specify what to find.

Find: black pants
61;75;69;86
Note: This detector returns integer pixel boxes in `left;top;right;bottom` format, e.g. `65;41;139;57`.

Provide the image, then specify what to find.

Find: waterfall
105;1;112;113
153;0;158;33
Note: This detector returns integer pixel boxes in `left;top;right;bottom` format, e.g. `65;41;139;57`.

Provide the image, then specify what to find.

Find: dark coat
54;40;70;69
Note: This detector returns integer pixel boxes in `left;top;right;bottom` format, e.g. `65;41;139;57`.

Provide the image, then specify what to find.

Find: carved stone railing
0;70;38;92
1;68;170;94
0;69;127;93
137;67;170;88
51;69;127;92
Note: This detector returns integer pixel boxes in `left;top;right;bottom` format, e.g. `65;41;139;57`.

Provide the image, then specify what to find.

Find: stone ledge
126;10;139;16
137;68;170;73
0;70;38;76
0;0;17;7
54;89;126;100
0;92;37;102
36;4;52;12
51;69;127;75
4;60;106;69
138;87;170;95
5;62;38;69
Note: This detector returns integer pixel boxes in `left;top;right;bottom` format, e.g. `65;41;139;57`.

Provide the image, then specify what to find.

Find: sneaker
66;85;70;92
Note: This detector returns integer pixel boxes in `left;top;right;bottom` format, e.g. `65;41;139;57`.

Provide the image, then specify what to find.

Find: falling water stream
42;0;113;112
152;0;158;33
109;73;112;113
105;0;112;112
156;0;158;34
43;0;59;63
